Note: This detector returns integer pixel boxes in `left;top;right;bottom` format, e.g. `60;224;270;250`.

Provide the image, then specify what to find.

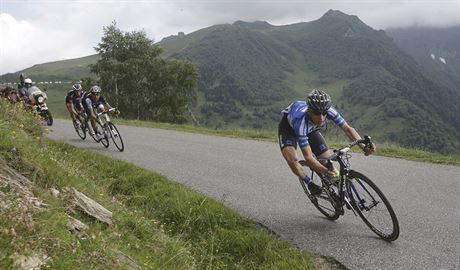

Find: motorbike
31;90;53;126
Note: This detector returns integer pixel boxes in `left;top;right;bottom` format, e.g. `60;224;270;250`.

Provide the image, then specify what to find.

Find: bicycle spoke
108;122;124;151
347;172;399;241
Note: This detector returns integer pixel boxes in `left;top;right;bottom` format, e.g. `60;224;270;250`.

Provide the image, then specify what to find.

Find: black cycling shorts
278;114;328;156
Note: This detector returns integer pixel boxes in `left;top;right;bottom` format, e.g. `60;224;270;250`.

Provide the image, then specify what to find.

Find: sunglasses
310;110;327;116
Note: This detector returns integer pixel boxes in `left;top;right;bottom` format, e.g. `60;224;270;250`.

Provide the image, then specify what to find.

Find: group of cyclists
65;83;118;140
1;73;118;141
2;71;376;197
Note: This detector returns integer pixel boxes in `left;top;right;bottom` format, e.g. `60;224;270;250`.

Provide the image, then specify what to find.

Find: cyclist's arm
104;102;113;110
301;146;329;176
341;123;376;154
66;102;78;115
341;123;361;142
85;98;97;118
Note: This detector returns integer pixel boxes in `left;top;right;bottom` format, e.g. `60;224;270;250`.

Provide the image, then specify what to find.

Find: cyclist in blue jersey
278;89;375;195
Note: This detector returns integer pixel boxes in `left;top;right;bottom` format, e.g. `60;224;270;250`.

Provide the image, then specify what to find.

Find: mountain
160;10;460;153
2;10;459;154
385;26;460;92
0;54;98;83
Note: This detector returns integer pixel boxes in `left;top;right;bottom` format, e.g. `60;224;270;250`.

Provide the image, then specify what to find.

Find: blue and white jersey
282;101;346;148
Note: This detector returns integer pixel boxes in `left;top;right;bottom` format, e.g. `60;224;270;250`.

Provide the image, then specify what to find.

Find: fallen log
62;187;113;225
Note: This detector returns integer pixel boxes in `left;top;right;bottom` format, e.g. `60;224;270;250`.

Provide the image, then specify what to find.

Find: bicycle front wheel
99;122;109;148
107;122;124;152
346;170;400;241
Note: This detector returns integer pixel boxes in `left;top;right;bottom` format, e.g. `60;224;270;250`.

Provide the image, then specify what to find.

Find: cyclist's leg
69;103;78;122
88;107;97;132
278;114;305;179
75;101;84;121
307;130;331;158
83;99;98;132
308;131;339;177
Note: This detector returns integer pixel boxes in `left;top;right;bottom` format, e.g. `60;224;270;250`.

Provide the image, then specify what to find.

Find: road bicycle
298;136;400;241
72;111;105;145
95;108;124;152
72;109;123;152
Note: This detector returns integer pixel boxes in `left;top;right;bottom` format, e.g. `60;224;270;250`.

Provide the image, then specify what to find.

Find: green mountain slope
385;26;460;93
2;10;459;154
161;10;460;153
0;55;98;83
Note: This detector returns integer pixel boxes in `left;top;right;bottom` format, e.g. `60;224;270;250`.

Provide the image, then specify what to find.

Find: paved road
48;119;460;270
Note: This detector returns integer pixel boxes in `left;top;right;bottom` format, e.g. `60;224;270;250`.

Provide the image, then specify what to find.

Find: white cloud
1;0;459;74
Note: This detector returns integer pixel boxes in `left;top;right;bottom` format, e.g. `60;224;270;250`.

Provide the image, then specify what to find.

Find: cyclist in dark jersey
83;85;117;138
278;89;375;195
65;84;84;125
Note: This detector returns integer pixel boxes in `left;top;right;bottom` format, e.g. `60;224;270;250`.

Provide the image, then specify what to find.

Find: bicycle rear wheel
73;118;86;140
107;122;124;152
299;160;340;220
346;170;400;241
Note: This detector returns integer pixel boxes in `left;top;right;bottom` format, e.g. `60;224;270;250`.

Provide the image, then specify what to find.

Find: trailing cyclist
82;85;118;139
65;83;84;125
278;89;375;196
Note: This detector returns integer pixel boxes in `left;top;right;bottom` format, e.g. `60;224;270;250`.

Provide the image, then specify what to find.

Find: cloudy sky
1;0;459;74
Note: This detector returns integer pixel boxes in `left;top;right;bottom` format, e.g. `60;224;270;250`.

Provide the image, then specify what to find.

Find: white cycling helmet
90;85;102;94
24;78;33;87
72;83;82;91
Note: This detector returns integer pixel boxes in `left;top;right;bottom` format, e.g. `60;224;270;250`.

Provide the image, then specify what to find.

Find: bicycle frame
311;136;374;215
96;108;115;126
314;153;356;215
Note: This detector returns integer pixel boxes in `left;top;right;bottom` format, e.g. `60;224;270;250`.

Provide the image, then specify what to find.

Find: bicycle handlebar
334;136;373;157
96;108;117;117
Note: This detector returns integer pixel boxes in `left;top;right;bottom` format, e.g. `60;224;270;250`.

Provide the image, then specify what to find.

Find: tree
90;21;198;123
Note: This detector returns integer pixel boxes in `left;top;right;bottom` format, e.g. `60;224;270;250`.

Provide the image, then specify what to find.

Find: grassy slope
0;101;317;269
0;55;98;83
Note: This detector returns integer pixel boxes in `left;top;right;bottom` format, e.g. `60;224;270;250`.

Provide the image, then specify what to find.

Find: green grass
0;101;316;269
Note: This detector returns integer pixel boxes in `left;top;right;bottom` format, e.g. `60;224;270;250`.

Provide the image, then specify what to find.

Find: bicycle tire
73;118;86;140
45;111;53;126
107;122;124;152
346;170;400;241
99;122;109;148
86;119;99;143
299;160;340;220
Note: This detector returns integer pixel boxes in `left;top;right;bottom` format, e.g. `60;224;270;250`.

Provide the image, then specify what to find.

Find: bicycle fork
342;179;358;216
